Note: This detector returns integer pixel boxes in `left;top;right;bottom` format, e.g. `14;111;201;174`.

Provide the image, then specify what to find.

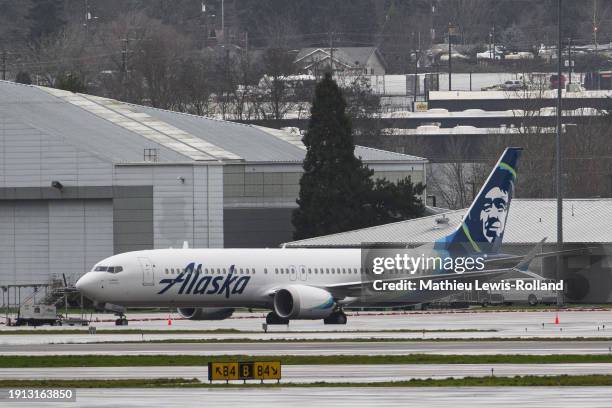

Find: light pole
555;0;564;306
448;23;454;91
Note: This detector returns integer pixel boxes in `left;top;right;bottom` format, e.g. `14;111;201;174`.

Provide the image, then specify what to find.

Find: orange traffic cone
554;313;559;325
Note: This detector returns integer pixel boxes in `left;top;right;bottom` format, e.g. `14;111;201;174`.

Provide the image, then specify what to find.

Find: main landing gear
266;312;289;325
324;310;347;325
114;313;128;326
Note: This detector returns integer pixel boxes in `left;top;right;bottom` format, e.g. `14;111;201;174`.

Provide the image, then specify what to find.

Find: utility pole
121;38;130;79
448;23;453;91
492;25;496;60
593;0;599;51
1;50;6;81
555;0;564;306
221;0;225;43
568;37;572;84
329;31;334;76
414;32;420;100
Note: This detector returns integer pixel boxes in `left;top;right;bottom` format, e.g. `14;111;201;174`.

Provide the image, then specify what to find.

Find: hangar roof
284;199;612;247
0;81;425;165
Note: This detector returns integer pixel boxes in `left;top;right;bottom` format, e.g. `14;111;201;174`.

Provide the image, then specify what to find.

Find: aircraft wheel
266;312;289;325
324;311;347;325
528;294;538;306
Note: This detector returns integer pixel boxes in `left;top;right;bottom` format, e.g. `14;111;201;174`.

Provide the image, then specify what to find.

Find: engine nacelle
273;285;335;320
177;307;234;320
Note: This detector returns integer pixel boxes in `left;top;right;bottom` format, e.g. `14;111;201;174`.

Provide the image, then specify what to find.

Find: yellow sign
208;361;281;382
414;102;429;112
208;362;239;381
253;361;281;380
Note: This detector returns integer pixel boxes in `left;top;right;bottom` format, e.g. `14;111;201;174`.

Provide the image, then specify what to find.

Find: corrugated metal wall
114;165;224;250
0;199;113;285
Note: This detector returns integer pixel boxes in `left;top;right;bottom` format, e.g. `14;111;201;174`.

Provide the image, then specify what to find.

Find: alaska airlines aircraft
76;147;533;325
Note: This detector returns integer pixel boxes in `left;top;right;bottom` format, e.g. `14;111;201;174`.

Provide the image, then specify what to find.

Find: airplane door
289;265;297;281
299;265;307;281
138;257;154;286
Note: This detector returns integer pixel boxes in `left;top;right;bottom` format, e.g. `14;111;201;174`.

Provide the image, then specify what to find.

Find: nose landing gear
114;313;128;326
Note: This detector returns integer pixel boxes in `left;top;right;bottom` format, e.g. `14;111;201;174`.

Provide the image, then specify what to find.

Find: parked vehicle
15;304;59;326
550;74;566;90
502;80;526;91
489;278;558;306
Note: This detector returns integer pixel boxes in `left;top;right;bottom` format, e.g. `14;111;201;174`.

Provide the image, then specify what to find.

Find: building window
143;148;158;162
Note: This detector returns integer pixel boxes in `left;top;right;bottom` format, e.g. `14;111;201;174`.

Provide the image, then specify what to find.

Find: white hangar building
0;81;427;286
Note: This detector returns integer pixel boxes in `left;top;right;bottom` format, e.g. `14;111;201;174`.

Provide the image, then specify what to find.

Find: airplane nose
76;273;97;298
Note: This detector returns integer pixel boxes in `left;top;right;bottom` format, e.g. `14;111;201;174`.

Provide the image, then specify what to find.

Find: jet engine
273;285;335;319
177;307;234;320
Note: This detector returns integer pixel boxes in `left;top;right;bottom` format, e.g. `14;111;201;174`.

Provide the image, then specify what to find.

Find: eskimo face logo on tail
479;186;509;244
470;167;515;250
157;263;250;298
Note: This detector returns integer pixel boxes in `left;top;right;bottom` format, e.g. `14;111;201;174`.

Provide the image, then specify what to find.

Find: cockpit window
93;266;123;273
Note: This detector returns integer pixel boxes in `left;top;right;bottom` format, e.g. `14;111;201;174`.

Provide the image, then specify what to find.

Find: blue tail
435;147;522;256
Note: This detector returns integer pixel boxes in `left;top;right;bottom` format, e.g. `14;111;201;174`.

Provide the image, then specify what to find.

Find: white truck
15;304;59;326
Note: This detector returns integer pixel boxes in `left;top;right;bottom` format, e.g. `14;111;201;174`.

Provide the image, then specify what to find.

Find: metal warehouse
0;81;427;287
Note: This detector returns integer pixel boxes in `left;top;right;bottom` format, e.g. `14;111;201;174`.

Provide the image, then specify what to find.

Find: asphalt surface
1;363;612;383
2;310;612;345
3;387;611;408
1;340;612;356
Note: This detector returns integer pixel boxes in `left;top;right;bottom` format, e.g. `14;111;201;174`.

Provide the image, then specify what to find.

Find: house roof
284;199;612;247
0;80;422;165
295;47;387;70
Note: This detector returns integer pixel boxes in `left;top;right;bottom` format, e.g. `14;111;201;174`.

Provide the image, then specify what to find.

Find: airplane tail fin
435;147;522;256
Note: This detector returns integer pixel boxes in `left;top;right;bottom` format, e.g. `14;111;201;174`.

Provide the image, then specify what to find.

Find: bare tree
427;136;489;209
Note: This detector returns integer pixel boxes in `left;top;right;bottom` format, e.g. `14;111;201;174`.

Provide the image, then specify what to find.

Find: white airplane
76;147;538;326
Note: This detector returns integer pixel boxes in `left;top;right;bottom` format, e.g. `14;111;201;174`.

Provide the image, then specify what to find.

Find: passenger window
274;268;278;274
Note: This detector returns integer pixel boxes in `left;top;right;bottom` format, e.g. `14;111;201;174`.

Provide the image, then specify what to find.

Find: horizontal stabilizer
514;237;546;272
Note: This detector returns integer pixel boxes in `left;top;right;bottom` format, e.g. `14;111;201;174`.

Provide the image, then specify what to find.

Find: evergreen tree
15;71;32;85
293;73;426;240
292;73;373;239
56;72;86;93
369;177;425;225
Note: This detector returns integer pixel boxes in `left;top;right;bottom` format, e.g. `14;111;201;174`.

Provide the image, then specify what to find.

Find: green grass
3;354;612;368
2;375;612;388
0;378;199;388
